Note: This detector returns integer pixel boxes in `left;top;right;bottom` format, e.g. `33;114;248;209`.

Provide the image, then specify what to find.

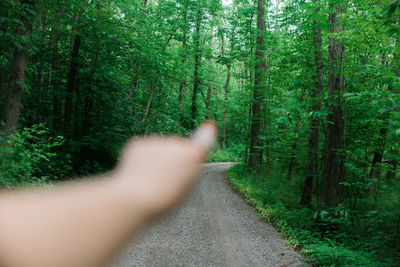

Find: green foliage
227;164;399;266
303;243;378;267
1;0;400;264
0;124;68;187
207;143;243;162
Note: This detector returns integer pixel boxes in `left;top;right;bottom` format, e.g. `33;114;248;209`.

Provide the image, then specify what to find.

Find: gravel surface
110;163;304;267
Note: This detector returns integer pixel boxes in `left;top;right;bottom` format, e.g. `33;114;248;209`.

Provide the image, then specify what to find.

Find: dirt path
111;163;304;267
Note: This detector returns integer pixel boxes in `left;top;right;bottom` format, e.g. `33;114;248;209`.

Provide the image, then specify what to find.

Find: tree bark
368;54;392;196
142;87;155;123
321;2;346;208
178;0;188;114
301;0;324;207
221;28;232;149
248;0;267;171
1;0;34;135
368;126;387;196
222;64;231;149
288;92;305;180
33;12;48;125
50;8;65;133
82;49;99;135
63;14;82;138
385;43;400;180
386;148;398;180
190;1;202;129
205;25;214;120
244;14;254;165
205;87;212;119
82;4;103;135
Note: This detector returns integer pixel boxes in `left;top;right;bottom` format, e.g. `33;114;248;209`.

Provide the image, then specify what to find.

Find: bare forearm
0;122;216;267
0;176;148;267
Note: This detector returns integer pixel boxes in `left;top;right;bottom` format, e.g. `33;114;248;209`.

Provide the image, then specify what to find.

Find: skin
0;122;217;267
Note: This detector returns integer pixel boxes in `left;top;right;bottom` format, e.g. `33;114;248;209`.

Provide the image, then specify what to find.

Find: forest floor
110;163;303;267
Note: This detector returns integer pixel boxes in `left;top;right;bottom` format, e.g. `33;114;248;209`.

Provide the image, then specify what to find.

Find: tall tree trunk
31;12;48;125
82;49;99;135
385;43;400;180
222;28;234;149
248;0;267;171
0;70;5;99
368;126;388;196
288;92;306;179
178;0;188;114
82;4;103;135
1;0;34;135
63;15;81;138
37;12;48;96
301;0;324;207
205;87;212;119
386;148;398;180
265;69;272;174
190;1;202;129
245;14;254;165
368;54;390;196
142;87;155;123
222;64;231;149
205;25;214;120
321;2;346;208
51;9;65;133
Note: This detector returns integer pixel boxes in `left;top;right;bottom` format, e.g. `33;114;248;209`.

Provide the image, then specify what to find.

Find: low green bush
303;242;378;267
207;143;243;162
226;164;395;266
0;124;69;187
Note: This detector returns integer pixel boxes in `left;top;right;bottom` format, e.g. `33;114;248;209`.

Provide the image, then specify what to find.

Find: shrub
303;243;378;267
0;124;66;187
207;143;243;162
226;164;393;266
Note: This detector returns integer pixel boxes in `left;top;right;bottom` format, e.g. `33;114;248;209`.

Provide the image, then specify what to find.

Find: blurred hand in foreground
115;121;217;215
0;122;217;267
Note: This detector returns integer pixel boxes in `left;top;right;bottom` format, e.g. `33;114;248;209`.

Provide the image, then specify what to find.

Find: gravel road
111;163;304;267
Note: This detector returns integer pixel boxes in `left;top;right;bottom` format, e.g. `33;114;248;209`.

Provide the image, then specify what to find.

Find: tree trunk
1;0;34;135
288;92;305;180
0;69;5;99
301;0;324;207
321;2;346;208
222;64;231;149
205;25;214;120
386;148;398;180
142;87;155;123
386;161;397;180
51;11;64;133
82;49;99;135
178;82;184;113
245;15;254;166
82;4;103;135
205;87;212;119
287;140;298;179
368;55;391;196
190;2;202;129
52;77;63;134
248;0;267;171
368;127;387;196
63;15;81;138
178;0;188;114
37;12;48;98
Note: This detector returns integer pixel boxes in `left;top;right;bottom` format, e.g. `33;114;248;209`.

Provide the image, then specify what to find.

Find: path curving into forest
111;163;303;267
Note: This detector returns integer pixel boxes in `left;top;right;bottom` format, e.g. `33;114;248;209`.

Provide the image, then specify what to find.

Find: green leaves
388;0;400;17
0;124;66;187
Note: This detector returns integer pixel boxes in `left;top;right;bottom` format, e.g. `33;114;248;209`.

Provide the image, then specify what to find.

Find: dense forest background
1;0;400;265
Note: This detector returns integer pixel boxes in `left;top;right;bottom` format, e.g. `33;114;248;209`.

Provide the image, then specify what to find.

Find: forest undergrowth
227;164;400;267
1;0;400;265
